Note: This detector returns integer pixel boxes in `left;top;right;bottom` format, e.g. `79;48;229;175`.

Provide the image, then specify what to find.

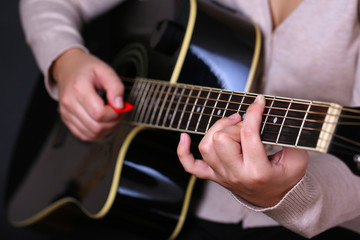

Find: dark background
0;0;45;239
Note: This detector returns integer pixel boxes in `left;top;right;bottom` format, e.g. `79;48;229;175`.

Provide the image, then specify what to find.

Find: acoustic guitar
6;0;360;239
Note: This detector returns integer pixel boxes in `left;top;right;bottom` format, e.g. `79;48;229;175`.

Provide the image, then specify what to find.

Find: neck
124;78;341;152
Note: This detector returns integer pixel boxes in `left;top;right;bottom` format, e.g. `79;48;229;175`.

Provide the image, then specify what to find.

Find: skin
52;48;125;141
50;0;308;207
177;96;309;207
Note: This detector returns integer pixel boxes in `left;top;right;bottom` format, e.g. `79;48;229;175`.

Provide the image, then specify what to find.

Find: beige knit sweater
19;0;360;237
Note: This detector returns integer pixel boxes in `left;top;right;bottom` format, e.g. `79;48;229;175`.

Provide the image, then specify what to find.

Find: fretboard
124;78;341;151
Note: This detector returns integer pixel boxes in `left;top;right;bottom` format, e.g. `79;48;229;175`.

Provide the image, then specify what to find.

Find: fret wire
139;95;331;126
237;92;246;115
156;85;172;126
176;87;194;130
144;83;161;124
206;89;222;133
222;91;232;118
123;79;346;148
169;87;186;128
160;85;177;126
261;96;275;135
127;78;339;114
295;101;312;147
136;93;329;124
132;85;332;118
125;80;140;120
275;99;293;144
135;79;331;109
149;84;167;125
195;88;211;132
131;81;148;122
126;80;343;125
169;108;325;133
138;82;156;123
185;88;202;131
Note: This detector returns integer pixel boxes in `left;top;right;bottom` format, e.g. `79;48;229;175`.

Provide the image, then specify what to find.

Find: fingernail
254;95;265;104
179;133;185;144
115;96;123;109
228;113;240;119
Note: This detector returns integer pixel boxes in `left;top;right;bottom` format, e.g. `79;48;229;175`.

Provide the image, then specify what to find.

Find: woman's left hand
177;95;309;207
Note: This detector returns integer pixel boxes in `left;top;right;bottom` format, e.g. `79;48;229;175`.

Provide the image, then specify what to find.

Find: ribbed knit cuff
232;172;319;223
29;32;88;100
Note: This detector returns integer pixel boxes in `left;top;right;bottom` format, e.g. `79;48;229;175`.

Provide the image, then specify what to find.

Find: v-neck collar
266;0;307;33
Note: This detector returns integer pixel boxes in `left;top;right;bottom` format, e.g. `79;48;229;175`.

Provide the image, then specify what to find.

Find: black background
0;0;46;239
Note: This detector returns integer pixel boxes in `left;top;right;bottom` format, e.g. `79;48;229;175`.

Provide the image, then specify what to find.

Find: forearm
19;0;124;99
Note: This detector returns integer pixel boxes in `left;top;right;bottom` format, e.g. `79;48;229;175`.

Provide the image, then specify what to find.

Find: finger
61;101;120;141
200;113;242;154
212;124;243;168
241;95;269;166
77;78;121;123
280;147;309;179
177;133;216;180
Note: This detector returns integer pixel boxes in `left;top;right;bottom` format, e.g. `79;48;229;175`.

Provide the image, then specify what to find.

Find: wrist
51;47;86;83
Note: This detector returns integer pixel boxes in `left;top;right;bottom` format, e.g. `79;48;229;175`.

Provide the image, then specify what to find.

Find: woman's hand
177;95;309;207
52;48;125;141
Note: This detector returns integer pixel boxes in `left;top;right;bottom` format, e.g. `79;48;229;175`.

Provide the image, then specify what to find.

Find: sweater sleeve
233;151;360;238
19;0;125;99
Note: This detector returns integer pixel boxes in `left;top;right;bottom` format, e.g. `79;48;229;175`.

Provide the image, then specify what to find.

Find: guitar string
122;79;355;120
125;92;342;145
126;92;334;145
125;85;340;126
122;80;360;124
121;78;360;146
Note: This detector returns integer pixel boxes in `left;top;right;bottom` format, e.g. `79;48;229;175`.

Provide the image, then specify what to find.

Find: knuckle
91;123;103;136
198;140;210;155
248;168;269;185
212;131;228;145
89;108;104;121
241;126;253;139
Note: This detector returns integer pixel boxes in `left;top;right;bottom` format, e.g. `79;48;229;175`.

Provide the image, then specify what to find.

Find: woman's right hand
52;48;125;141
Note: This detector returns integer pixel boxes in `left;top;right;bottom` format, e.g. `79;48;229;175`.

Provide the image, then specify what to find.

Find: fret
225;92;244;117
195;89;211;133
240;93;257;119
236;93;246;115
124;78;333;153
137;81;156;123
208;91;232;126
261;97;289;144
149;83;168;126
169;87;187;129
152;84;171;126
143;83;162;124
205;89;222;132
295;101;312;147
297;104;328;148
279;100;309;146
131;80;148;122
185;87;202;131
162;86;180;127
222;90;233;118
275;99;292;144
124;80;140;121
261;96;275;136
177;87;195;130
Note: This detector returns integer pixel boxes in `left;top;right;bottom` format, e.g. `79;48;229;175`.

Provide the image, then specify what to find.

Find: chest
268;0;302;29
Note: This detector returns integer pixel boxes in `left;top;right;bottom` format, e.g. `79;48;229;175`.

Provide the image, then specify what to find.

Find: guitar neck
125;78;342;153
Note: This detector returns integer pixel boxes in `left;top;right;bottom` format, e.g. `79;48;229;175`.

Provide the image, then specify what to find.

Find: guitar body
6;0;261;239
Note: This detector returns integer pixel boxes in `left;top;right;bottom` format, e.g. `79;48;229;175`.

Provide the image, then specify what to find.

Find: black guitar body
6;1;260;239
